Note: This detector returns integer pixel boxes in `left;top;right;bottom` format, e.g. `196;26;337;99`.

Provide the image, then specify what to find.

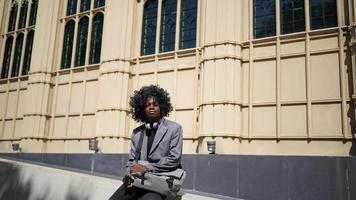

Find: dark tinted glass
18;0;28;29
1;37;14;79
75;17;89;66
310;0;337;30
160;0;177;52
11;34;24;77
89;13;104;64
61;21;75;69
67;0;77;16
281;0;305;34
29;0;38;26
254;0;276;38
141;0;158;55
94;0;105;8
22;31;34;75
80;0;91;12
180;0;197;49
8;4;17;32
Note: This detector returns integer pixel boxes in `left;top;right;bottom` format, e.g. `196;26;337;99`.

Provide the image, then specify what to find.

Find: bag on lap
131;131;186;197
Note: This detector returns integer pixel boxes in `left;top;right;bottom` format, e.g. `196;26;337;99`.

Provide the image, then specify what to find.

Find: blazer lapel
149;119;168;155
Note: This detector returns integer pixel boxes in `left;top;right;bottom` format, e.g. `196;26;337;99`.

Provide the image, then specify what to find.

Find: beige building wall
0;0;355;156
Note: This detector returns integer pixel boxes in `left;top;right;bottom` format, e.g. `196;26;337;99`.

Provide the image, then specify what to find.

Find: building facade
0;0;355;156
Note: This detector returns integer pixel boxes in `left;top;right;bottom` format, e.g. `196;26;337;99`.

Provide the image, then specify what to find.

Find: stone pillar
95;0;135;153
197;0;244;154
21;0;60;152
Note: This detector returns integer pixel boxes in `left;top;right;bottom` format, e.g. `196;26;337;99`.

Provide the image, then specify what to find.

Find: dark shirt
146;127;157;157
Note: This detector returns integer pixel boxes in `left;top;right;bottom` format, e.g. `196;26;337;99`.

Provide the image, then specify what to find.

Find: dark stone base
1;153;355;200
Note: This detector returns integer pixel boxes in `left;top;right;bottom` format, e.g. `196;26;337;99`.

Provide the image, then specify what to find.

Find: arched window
18;0;29;29
89;13;104;64
7;4;17;32
22;31;35;75
179;0;197;49
160;0;177;53
29;0;38;26
61;20;75;69
1;37;14;79
80;0;91;12
75;17;89;66
67;0;78;16
11;34;24;77
141;0;158;56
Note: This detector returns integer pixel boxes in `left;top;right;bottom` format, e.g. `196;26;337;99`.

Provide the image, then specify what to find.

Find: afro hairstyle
129;84;173;123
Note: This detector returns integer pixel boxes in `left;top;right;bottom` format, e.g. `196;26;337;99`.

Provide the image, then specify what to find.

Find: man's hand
129;164;147;174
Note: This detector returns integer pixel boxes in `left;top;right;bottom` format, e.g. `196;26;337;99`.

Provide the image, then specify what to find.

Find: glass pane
1;37;14;79
22;31;34;75
80;0;91;12
94;0;105;8
18;0;28;29
254;0;276;38
89;13;104;64
61;21;75;69
281;0;305;34
75;17;89;66
11;34;24;77
67;0;77;16
179;0;197;49
7;4;17;32
160;0;177;52
141;0;158;55
310;0;337;30
29;0;38;26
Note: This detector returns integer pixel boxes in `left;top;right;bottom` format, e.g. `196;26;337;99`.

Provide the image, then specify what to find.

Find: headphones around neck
145;122;159;130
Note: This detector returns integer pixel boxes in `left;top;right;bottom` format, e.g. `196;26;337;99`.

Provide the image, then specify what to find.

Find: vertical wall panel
311;53;340;100
175;110;195;136
253;60;276;103
157;71;174;100
53;117;66;137
69;82;84;114
82;115;96;136
14;119;23;138
176;69;195;108
252;106;276;137
84;80;98;113
0;93;7;118
280;105;307;137
6;91;17;118
3;120;14;138
281;57;306;102
67;116;80;137
55;84;70;115
17;89;26;117
311;104;342;136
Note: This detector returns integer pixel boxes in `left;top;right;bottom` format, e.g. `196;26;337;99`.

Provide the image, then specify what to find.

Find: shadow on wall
0;161;91;200
345;39;356;156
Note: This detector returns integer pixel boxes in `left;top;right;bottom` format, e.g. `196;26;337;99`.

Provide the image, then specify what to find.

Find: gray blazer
126;118;183;173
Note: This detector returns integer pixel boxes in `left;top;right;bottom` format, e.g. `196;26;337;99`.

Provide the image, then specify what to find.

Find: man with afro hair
109;85;183;200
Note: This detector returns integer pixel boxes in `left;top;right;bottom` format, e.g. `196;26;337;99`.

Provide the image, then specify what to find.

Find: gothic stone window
1;0;38;79
61;0;105;69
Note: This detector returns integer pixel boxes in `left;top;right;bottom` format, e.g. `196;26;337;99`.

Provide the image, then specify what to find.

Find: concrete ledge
0;158;236;200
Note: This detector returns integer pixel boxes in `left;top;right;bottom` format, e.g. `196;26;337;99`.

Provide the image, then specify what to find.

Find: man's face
144;97;161;122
